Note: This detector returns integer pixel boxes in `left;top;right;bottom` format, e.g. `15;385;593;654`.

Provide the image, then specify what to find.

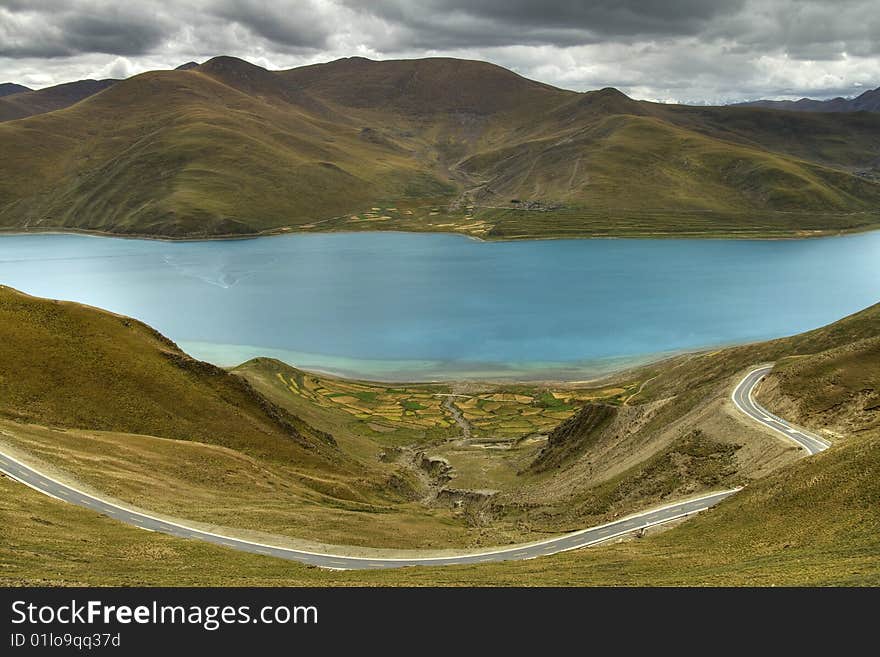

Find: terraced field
250;359;635;444
299;201;880;241
305;200;494;238
275;368;452;433
455;387;629;440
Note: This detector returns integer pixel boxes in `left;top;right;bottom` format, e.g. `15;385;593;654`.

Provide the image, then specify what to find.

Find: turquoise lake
1;231;879;380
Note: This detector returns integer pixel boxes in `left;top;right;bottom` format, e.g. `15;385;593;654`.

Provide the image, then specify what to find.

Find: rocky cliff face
529;403;618;473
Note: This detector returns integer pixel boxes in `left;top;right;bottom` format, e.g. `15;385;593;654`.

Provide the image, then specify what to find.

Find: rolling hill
1;56;879;239
0;285;338;463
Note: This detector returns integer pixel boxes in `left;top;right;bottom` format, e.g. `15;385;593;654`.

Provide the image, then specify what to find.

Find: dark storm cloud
1;0;878;103
708;0;880;59
436;0;742;33
0;1;170;58
61;11;169;55
0;1;336;59
345;0;880;62
344;0;749;48
210;0;333;50
5;0;873;58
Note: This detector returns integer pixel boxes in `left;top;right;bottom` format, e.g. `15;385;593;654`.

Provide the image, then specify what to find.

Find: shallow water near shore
1;230;878;381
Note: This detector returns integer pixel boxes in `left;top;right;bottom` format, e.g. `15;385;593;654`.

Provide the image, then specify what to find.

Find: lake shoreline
2;221;879;244
205;345;695;386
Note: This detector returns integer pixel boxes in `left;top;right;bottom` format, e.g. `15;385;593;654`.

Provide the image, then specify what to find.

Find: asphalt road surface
732;364;830;455
0;363;825;569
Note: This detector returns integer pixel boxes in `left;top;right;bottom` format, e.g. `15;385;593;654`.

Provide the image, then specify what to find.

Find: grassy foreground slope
2;385;876;586
1;56;880;239
0;285;457;547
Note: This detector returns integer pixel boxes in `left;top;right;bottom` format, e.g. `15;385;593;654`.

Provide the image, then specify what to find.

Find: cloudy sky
2;0;879;104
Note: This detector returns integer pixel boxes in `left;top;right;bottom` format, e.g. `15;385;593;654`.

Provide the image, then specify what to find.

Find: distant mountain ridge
0;55;879;239
0;78;118;122
734;86;880;113
0;83;31;97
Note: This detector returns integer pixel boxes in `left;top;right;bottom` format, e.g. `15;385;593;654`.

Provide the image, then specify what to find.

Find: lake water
1;231;878;381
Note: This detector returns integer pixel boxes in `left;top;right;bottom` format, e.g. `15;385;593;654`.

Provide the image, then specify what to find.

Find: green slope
460;113;880;212
0;285;339;466
757;338;880;439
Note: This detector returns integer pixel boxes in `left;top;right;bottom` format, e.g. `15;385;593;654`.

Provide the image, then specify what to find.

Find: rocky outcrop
418;454;454;483
529;403;618;473
436;487;499;526
436;487;497;508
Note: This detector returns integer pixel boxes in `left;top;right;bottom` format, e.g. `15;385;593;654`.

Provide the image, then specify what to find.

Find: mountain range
1;56;879;239
735;86;880;113
0;82;32;97
0;78;118;122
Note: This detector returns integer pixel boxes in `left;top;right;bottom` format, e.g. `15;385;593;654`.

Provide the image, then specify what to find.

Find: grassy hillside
3;357;877;585
0;286;336;462
1;56;879;239
757;335;879;440
279;56;569;115
0;65;452;238
461;113;880;213
658;103;880;169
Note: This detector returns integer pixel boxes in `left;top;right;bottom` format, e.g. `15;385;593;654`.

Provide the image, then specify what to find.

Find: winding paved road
732;365;830;455
0;362;826;569
0;449;735;569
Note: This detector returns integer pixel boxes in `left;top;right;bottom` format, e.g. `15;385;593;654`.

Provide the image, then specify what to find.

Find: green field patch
535;391;576;411
544;411;577;420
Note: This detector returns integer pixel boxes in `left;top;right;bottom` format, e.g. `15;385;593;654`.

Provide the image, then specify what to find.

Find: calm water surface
1;231;878;380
